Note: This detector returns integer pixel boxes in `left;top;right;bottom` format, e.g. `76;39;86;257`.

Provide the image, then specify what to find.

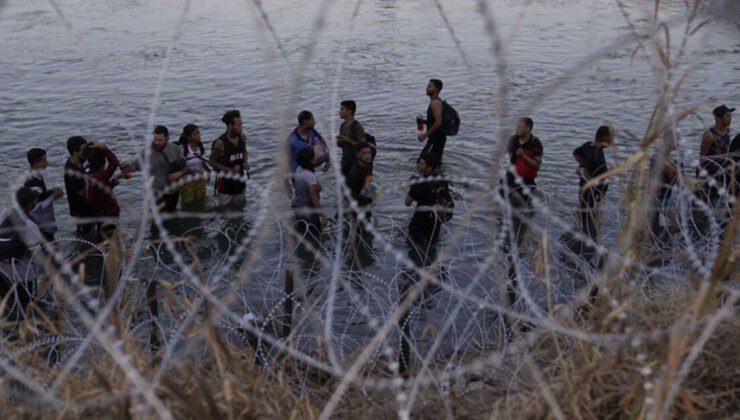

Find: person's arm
307;184;326;226
573;143;587;177
338;122;366;148
101;147;120;181
418;99;443;141
168;147;190;182
404;195;414;207
515;148;542;170
209;139;234;173
315;130;330;172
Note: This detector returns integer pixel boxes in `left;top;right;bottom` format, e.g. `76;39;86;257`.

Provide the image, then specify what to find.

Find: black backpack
0;212;24;261
433;183;454;223
441;100;460;136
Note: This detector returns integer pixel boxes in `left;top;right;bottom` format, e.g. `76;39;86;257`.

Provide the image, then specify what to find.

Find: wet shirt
146;143;186;193
347;163;373;207
24;173;57;234
182;143;205;173
506;134;543;186
86;147;120;217
214;132;246;195
573;141;608;188
407;174;444;239
64;159;90;218
288;128;324;173
339;120;365;175
291;167;320;209
701;127;731;177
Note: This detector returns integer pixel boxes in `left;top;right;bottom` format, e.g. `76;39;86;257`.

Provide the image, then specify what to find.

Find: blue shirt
288;127;324;173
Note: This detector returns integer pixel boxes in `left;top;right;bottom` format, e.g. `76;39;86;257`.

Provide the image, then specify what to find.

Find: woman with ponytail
177;124;210;205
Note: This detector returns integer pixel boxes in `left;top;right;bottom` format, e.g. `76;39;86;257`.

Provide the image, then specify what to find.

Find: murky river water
0;0;738;354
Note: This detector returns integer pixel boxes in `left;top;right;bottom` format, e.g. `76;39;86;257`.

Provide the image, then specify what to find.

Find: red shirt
85;147;120;217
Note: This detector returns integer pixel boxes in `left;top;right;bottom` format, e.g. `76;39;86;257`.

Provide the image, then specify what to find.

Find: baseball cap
713;104;735;118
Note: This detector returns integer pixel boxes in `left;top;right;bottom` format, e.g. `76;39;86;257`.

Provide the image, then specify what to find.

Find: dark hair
519;117;534;131
298;110;313;125
67;136;87;155
419;153;440;170
595;125;612;142
296;146;315;170
429;79;443;92
85;147;106;173
177;123;203;157
16;186;39;210
154;125;169;138
27;148;46;166
340;100;357;116
222;110;241;126
356;142;372;152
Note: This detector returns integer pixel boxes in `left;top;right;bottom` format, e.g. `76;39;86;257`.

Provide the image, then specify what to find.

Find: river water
0;0;738;358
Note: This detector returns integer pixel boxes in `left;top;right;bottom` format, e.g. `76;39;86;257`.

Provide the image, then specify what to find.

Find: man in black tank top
210;110;249;207
417;79;446;163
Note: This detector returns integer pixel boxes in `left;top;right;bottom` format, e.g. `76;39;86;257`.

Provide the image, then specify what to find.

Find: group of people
0;73;736;326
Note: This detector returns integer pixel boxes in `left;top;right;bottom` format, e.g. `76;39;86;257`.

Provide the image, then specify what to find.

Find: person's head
85;146;106;173
222;110;243;136
426;79;443;98
153;125;169;151
16;187;39;214
594;125;614;147
27;148;48;170
178;124;202;155
298;110;315;129
417;153;440;174
340;100;356;119
713;104;734;128
67;136;88;159
356;142;373;166
296;146;316;171
516;117;534;137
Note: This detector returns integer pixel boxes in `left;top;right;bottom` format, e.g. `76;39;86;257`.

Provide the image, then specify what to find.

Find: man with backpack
417;79;447;163
337;100;366;178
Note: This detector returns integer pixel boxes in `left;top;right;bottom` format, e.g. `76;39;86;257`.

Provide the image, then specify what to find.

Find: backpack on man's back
440;100;460;136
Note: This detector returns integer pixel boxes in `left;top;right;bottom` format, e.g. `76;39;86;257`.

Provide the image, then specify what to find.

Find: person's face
339;106;349;119
190;128;201;143
37;155;49;170
358;147;372;165
417;158;431;174
426;81;436;97
153;133;168;151
718;112;732;127
78;144;88;161
229;117;243;135
516;121;530;137
306;116;316;129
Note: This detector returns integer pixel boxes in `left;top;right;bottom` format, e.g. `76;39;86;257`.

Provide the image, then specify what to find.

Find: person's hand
322;162;330;172
336;135;347;145
320;214;327;227
52;188;64;199
243;162;250;171
417;133;426;142
232;164;241;173
515;148;524;157
88;140;103;149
